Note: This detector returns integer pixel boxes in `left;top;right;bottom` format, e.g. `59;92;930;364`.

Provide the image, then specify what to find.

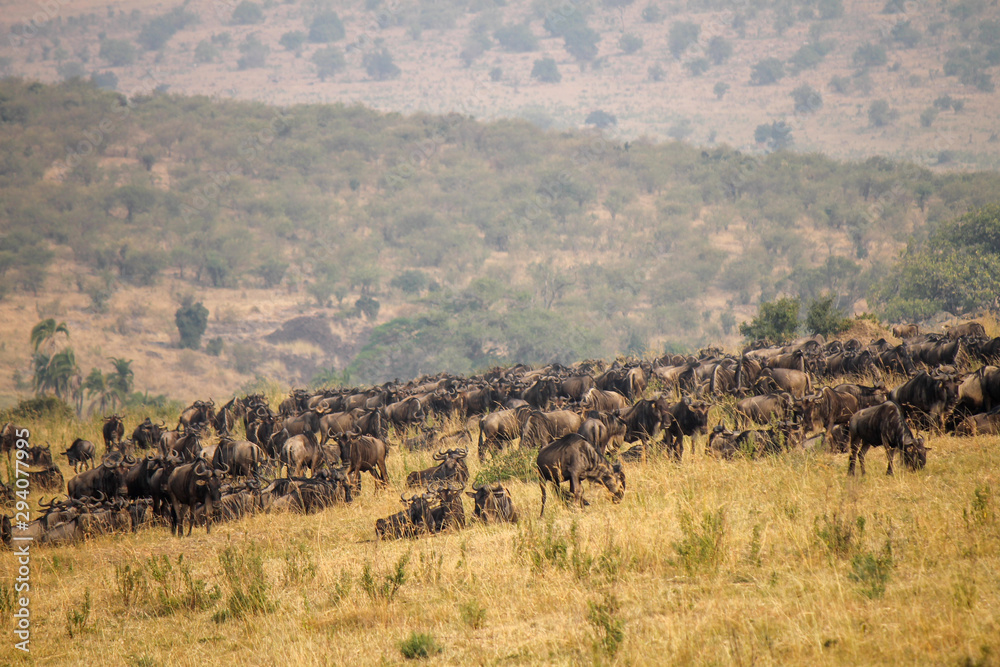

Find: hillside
1;79;1000;405
1;0;999;168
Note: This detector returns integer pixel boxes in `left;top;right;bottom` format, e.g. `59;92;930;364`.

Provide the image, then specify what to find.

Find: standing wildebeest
583;388;629;412
102;415;124;451
466;482;519;523
384;397;426;428
405;448;469;487
757;368;812;399
478;406;532;458
166;458;226;536
736;393;795;424
954;366;1000;415
847;402;927;476
577;412;626;457
63;438;96;473
889;371;955;430
520;410;585;449
280;432;326;478
660;399;710;461
215;438;265;478
178;399;216;430
1;422;21;461
560;375;595;403
892;323;919;339
537;433;625;517
67;453;130;500
336;432;390;489
947;321;987;340
131;418;165;450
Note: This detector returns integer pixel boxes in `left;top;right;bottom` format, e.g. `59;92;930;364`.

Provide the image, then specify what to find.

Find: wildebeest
215;438;265;478
537;433;625;517
384;397;426;427
376;492;432;540
131;418;165;450
178;399;216;430
520;410;585;449
661;399;710;461
67;453;131;500
405;448;469;487
280;432;326;478
947;321;986;340
336;432;390;489
102;415;124;451
736;393;795;424
466;482;519;523
847;402;927;476
954;366;1000;416
24;443;53;467
583;388;629;412
892;323;919;339
27;464;64;492
707;422;798;460
889;371;955;430
478;406;532;458
166;457;226;536
577;412;626;457
757;368;812;398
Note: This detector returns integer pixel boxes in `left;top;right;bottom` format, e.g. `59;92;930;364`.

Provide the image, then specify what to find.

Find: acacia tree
739;297;801;343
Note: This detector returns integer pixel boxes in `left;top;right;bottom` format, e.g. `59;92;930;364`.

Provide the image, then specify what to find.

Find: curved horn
193;460;209;476
432;450;447;461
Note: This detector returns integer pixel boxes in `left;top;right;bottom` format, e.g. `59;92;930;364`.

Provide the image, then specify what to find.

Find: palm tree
30;319;69;353
31;352;53;395
106;357;134;407
83;368;110;415
46;348;79;401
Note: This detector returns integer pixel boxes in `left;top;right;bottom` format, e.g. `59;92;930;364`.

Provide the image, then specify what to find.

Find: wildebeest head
902;436;928;470
600;462;626;503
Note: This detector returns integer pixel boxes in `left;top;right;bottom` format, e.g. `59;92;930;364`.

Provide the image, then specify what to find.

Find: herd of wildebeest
3;319;1000;549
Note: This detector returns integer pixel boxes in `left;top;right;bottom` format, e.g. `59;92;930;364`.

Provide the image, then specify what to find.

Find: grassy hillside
1;79;1000;404
1;0;999;168
1;408;998;665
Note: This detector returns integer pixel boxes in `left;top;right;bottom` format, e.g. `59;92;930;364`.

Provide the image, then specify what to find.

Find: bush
739;296;800;343
363;48;400;80
312;47;346;80
361;553;409;603
668;21;700;59
673;508;726;575
237;35;269;69
194;40;220;63
206;337;224;356
706;36;732;65
891;20;921;47
642;4;663;22
849;541;894;599
400;632;443;659
231;1;264;25
754;121;793;151
588;592;625;658
90;71;118;91
750;57;784;85
648;63;666;81
805;296;850;336
868;99;898;127
3;396;74;422
489;66;503;81
99;39;136;66
853;43;888;70
619;33;643;54
920;107;938;127
531;57;561;83
829;75;850;93
792;84;823;113
137;8;196;51
175;300;209;349
309;12;345;43
817;0;844;19
215;541;275;621
279;31;306;51
685;57;709;77
495;23;537;52
390;269;428;294
564;25;600;61
713;81;729;99
585;110;617;128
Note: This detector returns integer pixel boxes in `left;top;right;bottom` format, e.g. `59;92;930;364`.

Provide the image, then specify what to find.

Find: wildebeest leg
847;437;859;476
538;478;548;518
857;443;871;476
885;447;895;476
377;459;389;487
169;499;183;536
569;473;584;509
205;498;213;534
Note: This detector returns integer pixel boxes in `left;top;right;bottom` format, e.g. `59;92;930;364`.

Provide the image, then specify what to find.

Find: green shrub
280;31;306;51
175;300;209;349
619;33;643;54
309;11;345;43
65;589;91;638
3;396;74;421
495;23;537;52
849;540;894;599
531;57;561;83
361;553;409;603
399;632;443;659
215;541;275;621
99;39;136;66
672;508;726;576
805;296;850;336
587;592;625;657
750;57;785;85
231;1;264;25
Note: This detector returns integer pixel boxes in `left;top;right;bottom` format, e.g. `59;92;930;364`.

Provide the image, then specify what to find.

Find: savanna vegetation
2;79;1000;387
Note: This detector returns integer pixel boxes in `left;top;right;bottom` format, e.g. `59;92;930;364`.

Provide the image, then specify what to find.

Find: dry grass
3;410;999;666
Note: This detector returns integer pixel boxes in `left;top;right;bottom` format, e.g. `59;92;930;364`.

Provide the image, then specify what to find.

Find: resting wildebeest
536;433;625;517
847;402;927;476
27;464;64;492
376;492;432;540
67;453;131;500
405;448;469;488
102;414;124;451
707;422;798;460
466;482;519;523
166;457;226;536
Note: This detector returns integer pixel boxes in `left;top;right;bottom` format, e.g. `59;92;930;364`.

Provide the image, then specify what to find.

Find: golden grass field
2;402;999;666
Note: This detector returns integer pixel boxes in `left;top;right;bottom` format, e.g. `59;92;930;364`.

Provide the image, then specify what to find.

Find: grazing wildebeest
166;457;226;536
478;407;531;458
536;434;625;517
466;482;519;523
847;402;927;476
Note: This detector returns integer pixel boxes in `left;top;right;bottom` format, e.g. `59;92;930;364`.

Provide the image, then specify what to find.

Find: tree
853;43;888;70
642;4;664;23
356;295;381;320
99;39;137;66
312;47;346;80
619;33;643;54
83;367;111;415
739;297;800;343
668;21;700;59
175;300;209;349
919;107;938;127
585;110;617;128
363;48;400;80
232;1;263;25
685;58;709;76
194;40;220;63
754;121;793;151
280;31;307;52
649;64;665;81
309;12;345;43
805;296;850;336
137;7;196;51
495;24;537;52
106;357;134;405
706;36;732;65
238;35;269;69
531;58;561;83
713;82;729;99
792;84;823;113
564;25;600;61
31;318;69;353
750;57;785;85
868;99;897;127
